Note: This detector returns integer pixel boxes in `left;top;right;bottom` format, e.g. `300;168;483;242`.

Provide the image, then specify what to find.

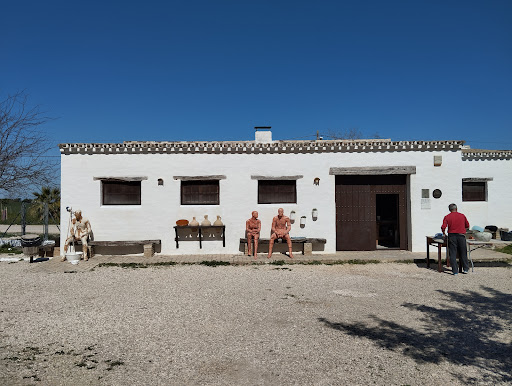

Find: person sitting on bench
62;209;93;262
246;211;261;259
268;208;294;259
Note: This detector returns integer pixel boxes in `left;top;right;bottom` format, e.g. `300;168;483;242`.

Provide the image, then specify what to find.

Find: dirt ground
1;254;511;385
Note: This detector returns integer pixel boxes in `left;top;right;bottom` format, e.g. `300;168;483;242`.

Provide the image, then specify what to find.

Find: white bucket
66;252;83;265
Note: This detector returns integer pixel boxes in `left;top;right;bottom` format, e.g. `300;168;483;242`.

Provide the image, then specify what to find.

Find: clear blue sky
2;0;511;153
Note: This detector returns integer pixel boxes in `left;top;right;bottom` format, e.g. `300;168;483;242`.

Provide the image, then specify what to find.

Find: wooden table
426;236;447;272
427;237;503;273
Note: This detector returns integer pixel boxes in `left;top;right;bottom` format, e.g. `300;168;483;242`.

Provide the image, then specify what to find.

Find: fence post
44;202;49;241
21;202;26;235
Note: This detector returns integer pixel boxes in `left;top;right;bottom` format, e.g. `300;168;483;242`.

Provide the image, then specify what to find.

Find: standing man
268;208;294;259
441;203;470;275
246;211;261;259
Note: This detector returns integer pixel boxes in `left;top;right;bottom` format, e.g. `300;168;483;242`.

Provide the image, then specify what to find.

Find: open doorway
376;194;399;249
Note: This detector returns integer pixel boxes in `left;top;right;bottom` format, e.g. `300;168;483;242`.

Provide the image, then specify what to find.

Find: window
181;180;219;205
102;181;141;205
258;180;297;204
462;181;486;202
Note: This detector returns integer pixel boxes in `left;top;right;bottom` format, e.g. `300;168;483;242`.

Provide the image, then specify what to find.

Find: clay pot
213;215;223;226
213;215;223;234
190;217;199;232
201;215;211;226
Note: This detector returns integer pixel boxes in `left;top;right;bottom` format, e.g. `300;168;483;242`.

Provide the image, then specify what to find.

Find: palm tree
31;187;60;222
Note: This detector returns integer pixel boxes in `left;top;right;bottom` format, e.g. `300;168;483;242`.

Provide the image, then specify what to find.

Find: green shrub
199;260;230;267
0;245;22;254
495;244;512;255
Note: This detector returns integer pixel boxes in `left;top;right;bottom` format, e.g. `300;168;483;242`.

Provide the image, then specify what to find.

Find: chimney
254;126;272;143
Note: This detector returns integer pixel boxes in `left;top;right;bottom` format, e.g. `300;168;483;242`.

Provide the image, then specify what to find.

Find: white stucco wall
409;151;464;251
459;158;512;231
60;146;511;254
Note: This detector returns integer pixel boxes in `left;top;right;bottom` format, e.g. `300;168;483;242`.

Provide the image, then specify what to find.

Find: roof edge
59;139;466;155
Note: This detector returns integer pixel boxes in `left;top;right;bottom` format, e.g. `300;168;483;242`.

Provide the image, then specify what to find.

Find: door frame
333;169;413;251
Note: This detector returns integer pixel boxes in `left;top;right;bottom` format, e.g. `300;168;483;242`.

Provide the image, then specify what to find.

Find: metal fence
1;202;60;241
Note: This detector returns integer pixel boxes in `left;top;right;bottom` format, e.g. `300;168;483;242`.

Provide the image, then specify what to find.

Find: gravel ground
1;260;511;385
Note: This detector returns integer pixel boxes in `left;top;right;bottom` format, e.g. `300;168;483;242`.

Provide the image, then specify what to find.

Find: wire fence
0;201;60;241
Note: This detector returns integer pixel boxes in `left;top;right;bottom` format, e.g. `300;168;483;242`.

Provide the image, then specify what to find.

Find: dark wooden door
335;175;408;251
336;184;376;250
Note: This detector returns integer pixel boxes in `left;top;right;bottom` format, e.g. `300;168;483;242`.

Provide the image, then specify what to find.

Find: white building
59;129;512;255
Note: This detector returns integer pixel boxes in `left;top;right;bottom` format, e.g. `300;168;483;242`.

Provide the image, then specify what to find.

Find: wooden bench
240;237;326;256
77;240;161;257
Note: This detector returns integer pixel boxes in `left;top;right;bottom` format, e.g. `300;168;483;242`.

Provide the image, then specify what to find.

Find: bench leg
244;243;248;255
303;242;313;256
144;244;154;257
88;246;95;258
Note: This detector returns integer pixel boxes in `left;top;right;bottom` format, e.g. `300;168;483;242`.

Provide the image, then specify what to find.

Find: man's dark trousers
448;233;469;273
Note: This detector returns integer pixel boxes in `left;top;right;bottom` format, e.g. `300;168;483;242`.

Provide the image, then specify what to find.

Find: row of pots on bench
176;215;224;227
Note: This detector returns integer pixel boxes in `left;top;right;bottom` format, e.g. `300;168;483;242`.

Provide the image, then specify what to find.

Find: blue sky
1;0;511;153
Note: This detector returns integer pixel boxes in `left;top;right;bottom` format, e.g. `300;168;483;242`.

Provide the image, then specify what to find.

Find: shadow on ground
319;286;512;384
413;259;512;271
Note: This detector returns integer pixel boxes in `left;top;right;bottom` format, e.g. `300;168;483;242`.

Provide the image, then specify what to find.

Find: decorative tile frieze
462;149;512;160
59;139;466;155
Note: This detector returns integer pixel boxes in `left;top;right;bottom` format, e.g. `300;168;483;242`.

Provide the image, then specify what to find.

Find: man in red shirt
442;203;470;275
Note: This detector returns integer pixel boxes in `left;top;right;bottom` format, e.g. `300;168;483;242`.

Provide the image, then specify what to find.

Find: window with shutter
102;181;141;205
258;180;297;204
181;180;220;205
462;181;486;202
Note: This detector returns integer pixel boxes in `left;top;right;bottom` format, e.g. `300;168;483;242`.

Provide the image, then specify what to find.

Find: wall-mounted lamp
290;210;296;223
300;216;306;228
314;177;320;186
312;208;318;220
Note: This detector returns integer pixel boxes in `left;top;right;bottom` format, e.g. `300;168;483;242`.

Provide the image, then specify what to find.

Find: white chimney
255;126;272;143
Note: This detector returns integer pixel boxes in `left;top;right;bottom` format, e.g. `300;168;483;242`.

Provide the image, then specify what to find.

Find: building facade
59;131;512;255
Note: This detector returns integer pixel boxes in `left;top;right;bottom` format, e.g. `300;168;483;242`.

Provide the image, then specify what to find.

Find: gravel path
1;260;511;385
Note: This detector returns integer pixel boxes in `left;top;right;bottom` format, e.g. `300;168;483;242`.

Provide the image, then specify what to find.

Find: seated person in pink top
441;203;470;275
